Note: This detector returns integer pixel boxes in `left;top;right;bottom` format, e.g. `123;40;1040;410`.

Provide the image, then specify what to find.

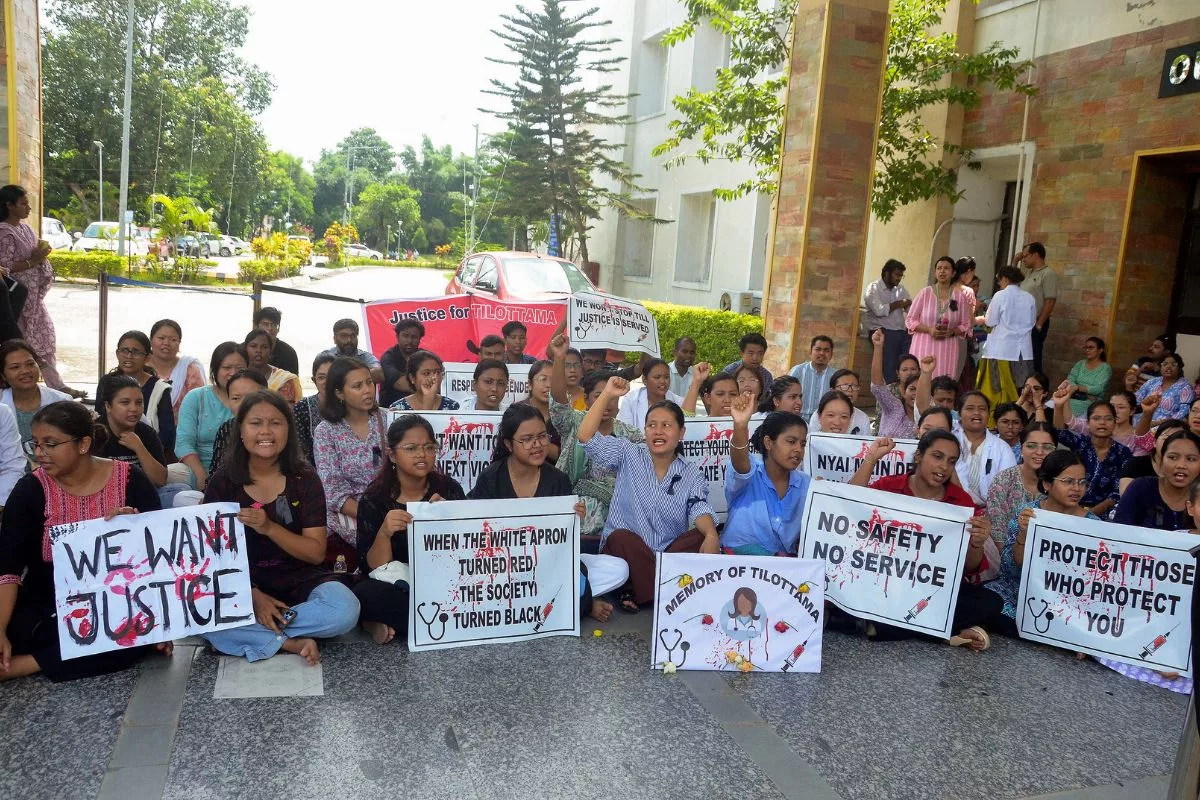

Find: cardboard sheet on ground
363;295;563;363
567;290;660;357
679;415;762;523
441;362;531;407
1017;509;1195;677
51;503;252;659
802;432;918;484
798;480;971;638
407;497;581;652
386;409;503;494
650;553;824;672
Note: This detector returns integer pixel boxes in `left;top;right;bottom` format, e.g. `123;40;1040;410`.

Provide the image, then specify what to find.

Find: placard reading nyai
407;496;581;652
802;432;918;484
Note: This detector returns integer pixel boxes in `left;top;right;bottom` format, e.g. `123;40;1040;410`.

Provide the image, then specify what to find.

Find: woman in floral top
1050;389;1131;518
985;422;1055;549
869;329;917;439
1135;352;1193;424
313;357;388;558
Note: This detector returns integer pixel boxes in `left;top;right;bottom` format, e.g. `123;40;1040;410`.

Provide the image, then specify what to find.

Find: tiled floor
0;614;1189;800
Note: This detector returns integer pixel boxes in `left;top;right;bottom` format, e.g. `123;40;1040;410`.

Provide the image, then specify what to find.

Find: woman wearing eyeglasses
0;401;162;681
109;330;177;453
389;350;458;411
1050;389;1131;519
354;415;464;645
986;422;1056;549
313;357;387;570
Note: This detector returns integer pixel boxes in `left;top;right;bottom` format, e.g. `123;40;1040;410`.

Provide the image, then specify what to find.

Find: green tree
249;151;316;233
410;226;429;252
352;181;422;252
399;136;469;246
653;0;1035;221
311;128;399;236
147;193;215;242
42;0;275;230
484;0;645;263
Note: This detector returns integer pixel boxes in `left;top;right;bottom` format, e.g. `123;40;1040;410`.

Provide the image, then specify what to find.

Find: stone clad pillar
0;0;44;220
763;0;890;377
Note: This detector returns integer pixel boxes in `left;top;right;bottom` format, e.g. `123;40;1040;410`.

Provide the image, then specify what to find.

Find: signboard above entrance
1160;41;1200;98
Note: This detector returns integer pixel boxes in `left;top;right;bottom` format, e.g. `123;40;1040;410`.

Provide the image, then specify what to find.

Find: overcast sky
239;0;546;165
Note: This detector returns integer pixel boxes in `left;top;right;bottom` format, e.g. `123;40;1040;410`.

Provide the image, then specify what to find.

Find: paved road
47;267;450;394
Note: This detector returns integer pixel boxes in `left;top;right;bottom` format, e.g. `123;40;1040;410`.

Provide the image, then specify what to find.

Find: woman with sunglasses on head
848;430;999;650
580;377;719;614
313;358;388;568
109;330;176;453
175;342;246;491
1050;389;1131;519
986;422;1056;549
390;350;458;412
202;391;359;666
293;353;336;466
1114;430;1200;530
355;415;465;645
0;401;163;681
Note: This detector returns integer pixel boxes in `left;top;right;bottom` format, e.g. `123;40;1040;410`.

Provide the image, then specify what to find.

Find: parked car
215;235;246;257
343;242;383;260
41;217;72;250
171;235;201;258
445;251;597;301
70;221;148;255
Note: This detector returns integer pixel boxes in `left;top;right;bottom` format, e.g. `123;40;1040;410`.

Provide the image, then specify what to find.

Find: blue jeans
202;582;360;662
157;482;192;508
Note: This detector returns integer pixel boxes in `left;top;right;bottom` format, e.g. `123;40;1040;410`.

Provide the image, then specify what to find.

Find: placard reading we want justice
802;432;918;484
51;504;253;659
406;497;580;652
1018;510;1196;677
798;480;971;638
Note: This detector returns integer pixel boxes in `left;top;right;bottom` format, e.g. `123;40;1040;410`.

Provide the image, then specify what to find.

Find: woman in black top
1119;419;1187;496
0;402;161;682
207;369;269;475
355;415;465;644
1114;430;1200;531
470;404;611;620
202;391;359;666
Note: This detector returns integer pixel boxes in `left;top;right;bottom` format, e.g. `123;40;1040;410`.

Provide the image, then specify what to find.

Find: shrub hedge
237;259;301;283
623;300;764;370
49;251;124;279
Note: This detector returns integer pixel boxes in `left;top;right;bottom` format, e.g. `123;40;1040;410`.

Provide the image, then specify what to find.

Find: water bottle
334;555;347;574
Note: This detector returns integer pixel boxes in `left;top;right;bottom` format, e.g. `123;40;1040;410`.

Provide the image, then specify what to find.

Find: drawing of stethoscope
417;602;449;641
658;628;690;667
573;319;595;339
1026;598;1054;634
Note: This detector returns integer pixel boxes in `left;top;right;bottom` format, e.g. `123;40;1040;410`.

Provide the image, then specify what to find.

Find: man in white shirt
789;336;835;419
862;259;912;383
668;336;697;398
979;265;1037;392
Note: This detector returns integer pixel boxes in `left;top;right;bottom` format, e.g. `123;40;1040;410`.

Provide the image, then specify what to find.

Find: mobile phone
280;608;297;627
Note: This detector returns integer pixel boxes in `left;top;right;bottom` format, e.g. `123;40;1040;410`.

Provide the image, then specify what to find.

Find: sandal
947;626;991;652
619;590;640;614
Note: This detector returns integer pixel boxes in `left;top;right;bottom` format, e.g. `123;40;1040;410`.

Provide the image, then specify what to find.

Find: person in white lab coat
975;266;1036;414
956;390;1017;506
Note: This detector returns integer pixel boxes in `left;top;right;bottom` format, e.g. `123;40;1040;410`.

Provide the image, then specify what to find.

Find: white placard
441;362;531;407
679;415;762;523
386;409;504;494
1017;509;1195;677
567;290;660;357
798;480;971;638
407;497;581;651
802;432;918;484
51;503;252;659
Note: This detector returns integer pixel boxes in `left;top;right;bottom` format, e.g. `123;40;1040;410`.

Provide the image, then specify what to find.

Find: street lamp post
115;0;135;258
93;141;105;222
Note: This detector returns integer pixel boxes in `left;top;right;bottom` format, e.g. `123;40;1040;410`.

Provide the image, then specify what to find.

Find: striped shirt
788;361;834;419
581;435;715;551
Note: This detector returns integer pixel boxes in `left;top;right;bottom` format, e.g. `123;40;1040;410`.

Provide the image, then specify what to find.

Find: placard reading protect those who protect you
407;497;581;652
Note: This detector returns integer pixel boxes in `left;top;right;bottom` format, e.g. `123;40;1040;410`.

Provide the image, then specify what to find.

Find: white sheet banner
407;497;581;652
798;480;971;638
802;432;918;484
387;409;503;494
679;416;763;523
1017;509;1195;677
441;362;531;407
650;553;824;672
51;503;252;659
567;290;660;357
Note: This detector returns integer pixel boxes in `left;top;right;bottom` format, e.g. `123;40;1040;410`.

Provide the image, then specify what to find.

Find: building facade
593;0;1200;385
0;0;43;221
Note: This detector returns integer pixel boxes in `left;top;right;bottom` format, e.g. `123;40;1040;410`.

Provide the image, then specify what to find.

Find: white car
41;217;72;250
70;221;148;255
343;243;383;260
223;236;249;256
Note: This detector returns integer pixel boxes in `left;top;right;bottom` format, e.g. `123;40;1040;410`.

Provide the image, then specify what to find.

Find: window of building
690;26;730;94
633;35;668;118
674;192;717;287
616;198;657;281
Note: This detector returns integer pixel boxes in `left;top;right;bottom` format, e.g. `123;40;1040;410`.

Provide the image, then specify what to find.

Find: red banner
363;295;565;363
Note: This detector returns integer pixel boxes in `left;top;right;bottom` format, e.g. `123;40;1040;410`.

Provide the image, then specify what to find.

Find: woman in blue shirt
721;392;810;556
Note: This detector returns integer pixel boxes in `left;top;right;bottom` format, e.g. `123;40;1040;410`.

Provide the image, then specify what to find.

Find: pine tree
484;0;645;264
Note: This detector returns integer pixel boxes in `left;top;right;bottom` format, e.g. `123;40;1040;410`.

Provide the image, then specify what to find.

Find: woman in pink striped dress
906;257;974;379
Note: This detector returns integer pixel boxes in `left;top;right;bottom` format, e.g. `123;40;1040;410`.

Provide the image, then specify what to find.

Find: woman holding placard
389;350;459;412
203;391;359;666
721;392;810;556
355;414;465;645
580;377;720;614
848;431;999;651
0;401;163;681
985;422;1057;549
